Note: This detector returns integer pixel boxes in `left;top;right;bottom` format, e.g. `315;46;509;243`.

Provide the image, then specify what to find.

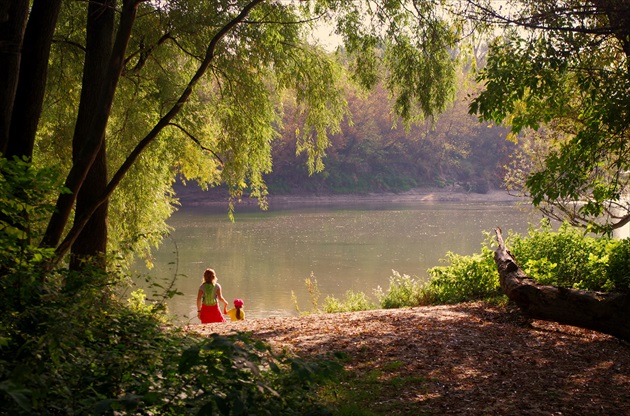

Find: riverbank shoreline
176;185;528;209
187;303;630;415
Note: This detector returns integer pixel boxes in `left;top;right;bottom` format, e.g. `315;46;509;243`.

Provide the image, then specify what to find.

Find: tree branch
51;0;266;265
166;122;224;164
463;0;621;37
124;31;172;74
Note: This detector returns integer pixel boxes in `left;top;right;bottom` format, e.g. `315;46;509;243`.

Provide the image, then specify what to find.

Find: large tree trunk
6;0;62;160
69;0;114;270
494;227;630;341
0;0;29;154
70;144;108;270
41;0;139;251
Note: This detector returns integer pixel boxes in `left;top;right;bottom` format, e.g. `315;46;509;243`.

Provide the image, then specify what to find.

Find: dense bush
1;267;342;415
510;221;619;291
605;238;630;293
424;242;501;304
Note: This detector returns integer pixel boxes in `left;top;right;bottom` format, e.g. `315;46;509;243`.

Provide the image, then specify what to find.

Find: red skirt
200;303;225;323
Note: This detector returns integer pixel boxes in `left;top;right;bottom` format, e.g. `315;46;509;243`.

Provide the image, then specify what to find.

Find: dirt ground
188;303;630;416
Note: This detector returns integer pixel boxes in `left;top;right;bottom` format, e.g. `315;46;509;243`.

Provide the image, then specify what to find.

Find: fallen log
494;227;630;341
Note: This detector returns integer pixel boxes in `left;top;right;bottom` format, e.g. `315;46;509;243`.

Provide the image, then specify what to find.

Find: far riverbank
174;184;527;210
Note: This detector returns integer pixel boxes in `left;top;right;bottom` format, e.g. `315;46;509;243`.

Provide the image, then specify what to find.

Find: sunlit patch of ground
188;303;630;415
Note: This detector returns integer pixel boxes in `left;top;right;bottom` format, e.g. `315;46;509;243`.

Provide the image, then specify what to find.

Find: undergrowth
0;266;343;415
0;159;341;415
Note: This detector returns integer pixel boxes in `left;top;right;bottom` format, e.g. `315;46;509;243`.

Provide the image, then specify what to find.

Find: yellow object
226;308;245;321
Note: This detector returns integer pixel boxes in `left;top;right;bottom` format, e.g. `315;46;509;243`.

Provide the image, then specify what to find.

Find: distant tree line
265;76;515;195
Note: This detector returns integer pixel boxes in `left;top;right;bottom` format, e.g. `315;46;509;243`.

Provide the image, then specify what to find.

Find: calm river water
132;199;541;323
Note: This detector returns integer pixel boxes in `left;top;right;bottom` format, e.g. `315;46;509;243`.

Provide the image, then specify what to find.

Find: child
196;268;229;323
225;298;245;321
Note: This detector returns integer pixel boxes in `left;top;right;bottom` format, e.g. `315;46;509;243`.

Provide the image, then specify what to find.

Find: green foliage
425;239;501;304
470;5;630;233
127;288;161;315
323;290;377;313
0;266;341;415
510;221;617;291
1;267;164;415
607;238;630;293
0;158;61;268
374;270;426;308
0;158;63;314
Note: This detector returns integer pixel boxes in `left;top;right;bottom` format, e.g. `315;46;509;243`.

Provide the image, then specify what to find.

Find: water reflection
132;200;539;323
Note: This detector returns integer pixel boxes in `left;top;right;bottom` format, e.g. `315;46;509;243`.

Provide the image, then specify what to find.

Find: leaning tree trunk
6;0;62;160
494;227;630;341
68;0;114;271
0;0;29;154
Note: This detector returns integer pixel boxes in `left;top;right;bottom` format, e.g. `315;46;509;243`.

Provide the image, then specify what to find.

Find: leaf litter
189;302;630;415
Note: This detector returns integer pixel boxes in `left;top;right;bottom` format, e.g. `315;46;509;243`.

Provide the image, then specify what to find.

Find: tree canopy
1;0;464;271
468;0;630;234
266;73;513;194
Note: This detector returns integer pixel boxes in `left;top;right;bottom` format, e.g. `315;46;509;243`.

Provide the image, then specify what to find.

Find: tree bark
0;0;28;154
41;0;139;251
69;0;114;270
494;227;630;341
6;0;62;160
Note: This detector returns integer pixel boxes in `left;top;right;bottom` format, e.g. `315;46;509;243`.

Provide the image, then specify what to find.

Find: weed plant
324;290;377;313
374;271;427;308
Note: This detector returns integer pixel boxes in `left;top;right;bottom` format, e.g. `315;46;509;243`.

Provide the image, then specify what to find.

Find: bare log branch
494;227;630;341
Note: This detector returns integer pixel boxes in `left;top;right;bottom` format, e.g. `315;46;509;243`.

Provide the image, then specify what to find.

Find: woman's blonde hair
203;268;217;284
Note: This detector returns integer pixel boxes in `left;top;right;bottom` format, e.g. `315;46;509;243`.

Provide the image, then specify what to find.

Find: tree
0;1;29;151
1;0;463;274
266;74;513;194
467;0;630;235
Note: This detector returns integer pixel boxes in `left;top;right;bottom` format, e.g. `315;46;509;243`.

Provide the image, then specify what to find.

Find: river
131;197;541;323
